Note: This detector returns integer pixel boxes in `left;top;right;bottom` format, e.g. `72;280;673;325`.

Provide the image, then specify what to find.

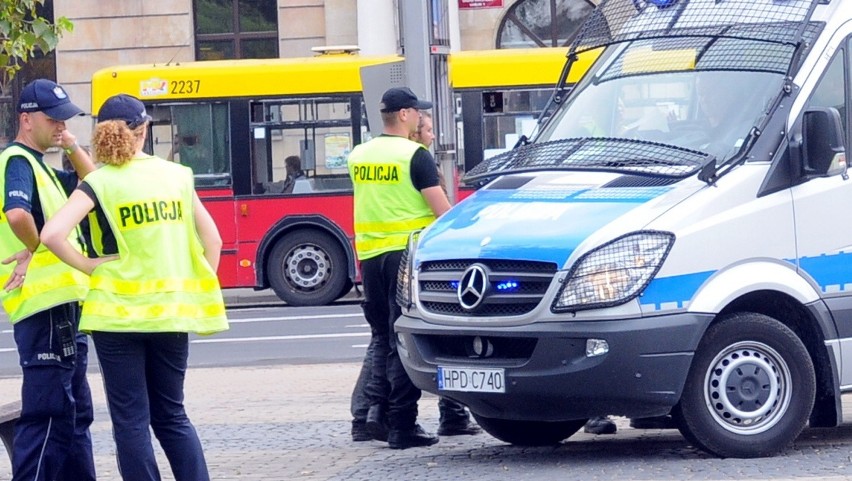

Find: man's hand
59;130;96;179
2;249;32;291
60;130;78;152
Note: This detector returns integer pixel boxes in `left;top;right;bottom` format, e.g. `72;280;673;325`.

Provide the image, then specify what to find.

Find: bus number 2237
171;80;201;95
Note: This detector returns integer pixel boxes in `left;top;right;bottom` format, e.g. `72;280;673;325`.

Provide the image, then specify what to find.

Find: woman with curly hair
41;93;229;481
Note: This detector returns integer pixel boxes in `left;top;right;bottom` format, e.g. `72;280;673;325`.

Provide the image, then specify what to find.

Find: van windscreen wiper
464;137;714;185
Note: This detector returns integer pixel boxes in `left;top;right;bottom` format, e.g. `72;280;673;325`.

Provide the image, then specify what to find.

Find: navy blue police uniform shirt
4;142;80;232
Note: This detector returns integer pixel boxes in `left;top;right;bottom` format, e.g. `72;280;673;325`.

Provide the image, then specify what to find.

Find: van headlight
552;231;675;312
396;230;421;310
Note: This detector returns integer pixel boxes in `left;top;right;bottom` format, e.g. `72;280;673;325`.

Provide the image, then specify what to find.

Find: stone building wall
54;0;195;136
50;0;514;140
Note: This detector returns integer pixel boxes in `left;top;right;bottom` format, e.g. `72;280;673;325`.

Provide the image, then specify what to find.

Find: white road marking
192;332;370;344
226;314;363;324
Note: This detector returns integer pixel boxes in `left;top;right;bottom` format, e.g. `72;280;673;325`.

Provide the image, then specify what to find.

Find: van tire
673;312;815;458
471;414;586;446
267;229;348;306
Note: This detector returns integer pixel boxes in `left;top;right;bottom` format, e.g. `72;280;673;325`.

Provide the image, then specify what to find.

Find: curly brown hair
92;120;145;166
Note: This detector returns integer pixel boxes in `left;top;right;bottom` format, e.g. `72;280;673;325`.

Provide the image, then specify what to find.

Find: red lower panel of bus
199;190;355;290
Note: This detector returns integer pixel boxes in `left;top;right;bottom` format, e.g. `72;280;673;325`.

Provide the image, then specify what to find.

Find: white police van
395;0;852;458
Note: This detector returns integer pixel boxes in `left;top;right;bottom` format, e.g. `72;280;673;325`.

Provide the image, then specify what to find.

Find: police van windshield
463;0;819;184
538;43;785;164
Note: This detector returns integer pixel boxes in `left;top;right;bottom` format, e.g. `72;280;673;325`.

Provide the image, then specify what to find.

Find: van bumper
395;312;714;421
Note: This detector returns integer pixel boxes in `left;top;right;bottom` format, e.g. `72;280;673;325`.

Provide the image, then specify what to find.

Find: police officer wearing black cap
347;87;451;449
0;79;97;481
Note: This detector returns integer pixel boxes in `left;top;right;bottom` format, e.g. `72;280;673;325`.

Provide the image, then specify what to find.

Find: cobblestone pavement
3;362;852;480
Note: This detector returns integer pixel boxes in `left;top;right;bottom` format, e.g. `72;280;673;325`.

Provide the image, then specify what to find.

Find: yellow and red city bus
90;47;595;306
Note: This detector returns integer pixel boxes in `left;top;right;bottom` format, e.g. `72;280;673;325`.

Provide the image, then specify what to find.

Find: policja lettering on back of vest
353;164;400;183
118;199;184;229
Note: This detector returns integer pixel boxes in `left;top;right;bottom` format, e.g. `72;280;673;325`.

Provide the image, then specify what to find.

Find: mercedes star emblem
458;264;489;311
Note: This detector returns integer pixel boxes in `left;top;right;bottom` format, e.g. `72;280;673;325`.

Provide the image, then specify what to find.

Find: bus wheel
267;229;348;306
471;413;586;446
673;312;815;458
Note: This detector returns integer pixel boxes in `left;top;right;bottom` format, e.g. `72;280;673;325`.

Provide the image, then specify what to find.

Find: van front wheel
674;312;815;458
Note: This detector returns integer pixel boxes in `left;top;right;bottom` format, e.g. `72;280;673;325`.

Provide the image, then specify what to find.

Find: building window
194;0;279;60
497;0;596;49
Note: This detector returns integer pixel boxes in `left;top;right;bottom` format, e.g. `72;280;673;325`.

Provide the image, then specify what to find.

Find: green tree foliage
0;0;73;95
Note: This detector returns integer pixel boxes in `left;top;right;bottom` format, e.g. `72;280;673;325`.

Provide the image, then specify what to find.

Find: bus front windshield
539;56;785;164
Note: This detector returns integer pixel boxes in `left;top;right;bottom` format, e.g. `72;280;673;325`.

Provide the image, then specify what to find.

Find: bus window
482;88;551;158
250;96;361;195
148;102;231;187
457;87;553;171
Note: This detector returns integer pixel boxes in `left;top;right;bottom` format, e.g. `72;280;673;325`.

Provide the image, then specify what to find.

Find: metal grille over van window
417;260;557;317
573;0;816;54
465;137;712;183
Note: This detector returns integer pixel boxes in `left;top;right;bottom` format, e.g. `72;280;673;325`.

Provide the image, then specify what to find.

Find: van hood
417;172;689;267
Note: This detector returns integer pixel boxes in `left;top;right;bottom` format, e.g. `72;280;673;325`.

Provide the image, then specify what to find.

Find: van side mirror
801;107;847;178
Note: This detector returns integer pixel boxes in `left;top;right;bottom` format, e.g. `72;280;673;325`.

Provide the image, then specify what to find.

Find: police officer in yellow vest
347;87;451;449
41;94;228;481
0;79;97;481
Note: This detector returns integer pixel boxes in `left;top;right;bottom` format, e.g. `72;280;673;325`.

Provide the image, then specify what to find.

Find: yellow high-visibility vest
0;145;89;323
81;155;227;334
348;136;435;260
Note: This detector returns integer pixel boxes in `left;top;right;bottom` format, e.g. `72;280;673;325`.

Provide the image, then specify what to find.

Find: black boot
583;416;617;435
629;415;675;429
437;398;481;436
365;404;389;442
438;419;482;436
351;421;372;442
388;424;439;449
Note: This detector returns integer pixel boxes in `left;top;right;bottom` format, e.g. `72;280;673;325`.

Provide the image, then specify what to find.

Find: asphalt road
0;296;368;378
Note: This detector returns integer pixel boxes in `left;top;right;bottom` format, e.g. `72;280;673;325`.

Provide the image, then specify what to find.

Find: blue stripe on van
640;253;849;312
798;252;852;292
640;270;715;310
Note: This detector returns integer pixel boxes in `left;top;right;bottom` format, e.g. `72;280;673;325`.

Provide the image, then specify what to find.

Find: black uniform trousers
359;249;421;430
92;331;209;481
352;339;471;428
12;302;96;481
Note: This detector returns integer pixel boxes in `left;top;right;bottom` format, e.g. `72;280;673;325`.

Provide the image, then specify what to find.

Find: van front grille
417;259;557;317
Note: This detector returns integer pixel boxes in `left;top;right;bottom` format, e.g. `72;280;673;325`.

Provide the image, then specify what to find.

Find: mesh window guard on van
464;137;712;183
572;0;819;56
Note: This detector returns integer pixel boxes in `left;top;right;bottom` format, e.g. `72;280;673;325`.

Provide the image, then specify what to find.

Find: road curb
222;287;363;308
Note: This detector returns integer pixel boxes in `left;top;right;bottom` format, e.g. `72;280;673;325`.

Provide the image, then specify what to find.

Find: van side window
807;49;847;139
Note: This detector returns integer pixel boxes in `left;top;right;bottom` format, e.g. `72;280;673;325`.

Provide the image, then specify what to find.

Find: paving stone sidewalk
0;362;503;481
5;362;852;481
0;363;344;480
